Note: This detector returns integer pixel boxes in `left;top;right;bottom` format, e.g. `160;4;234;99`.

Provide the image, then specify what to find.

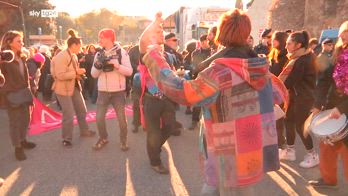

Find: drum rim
310;109;348;137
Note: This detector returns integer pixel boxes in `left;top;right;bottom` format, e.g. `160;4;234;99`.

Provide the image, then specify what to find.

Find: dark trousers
131;88;141;128
144;95;175;166
276;118;286;148
192;106;201;122
96;91;128;144
285;101;314;150
7;105;31;147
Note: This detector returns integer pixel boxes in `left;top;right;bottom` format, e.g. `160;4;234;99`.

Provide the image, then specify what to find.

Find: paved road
0;99;347;196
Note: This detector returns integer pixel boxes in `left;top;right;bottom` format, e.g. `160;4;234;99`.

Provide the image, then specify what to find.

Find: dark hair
200;34;208;42
66;29;81;47
87;44;96;54
289;30;310;49
215;9;251;47
273;31;288;50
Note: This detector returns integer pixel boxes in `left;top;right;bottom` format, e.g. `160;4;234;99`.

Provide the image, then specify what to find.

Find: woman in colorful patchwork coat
140;9;288;195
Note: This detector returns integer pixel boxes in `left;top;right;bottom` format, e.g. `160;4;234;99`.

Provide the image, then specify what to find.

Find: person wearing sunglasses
254;28;272;55
316;38;335;75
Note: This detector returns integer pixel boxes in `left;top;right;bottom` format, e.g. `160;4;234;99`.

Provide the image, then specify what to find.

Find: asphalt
0;98;347;196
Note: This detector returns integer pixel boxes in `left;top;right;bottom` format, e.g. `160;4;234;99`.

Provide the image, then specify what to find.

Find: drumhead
311;109;347;136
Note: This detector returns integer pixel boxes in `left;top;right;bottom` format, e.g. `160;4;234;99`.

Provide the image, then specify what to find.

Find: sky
49;0;249;18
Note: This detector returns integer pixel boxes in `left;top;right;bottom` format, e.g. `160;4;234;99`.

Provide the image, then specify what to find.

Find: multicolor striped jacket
143;47;287;188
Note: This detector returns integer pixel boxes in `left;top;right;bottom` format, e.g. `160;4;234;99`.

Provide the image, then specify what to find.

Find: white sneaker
299;152;319;168
279;148;296;161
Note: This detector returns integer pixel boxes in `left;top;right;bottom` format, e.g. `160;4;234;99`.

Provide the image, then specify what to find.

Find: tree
75;8;125;44
0;0;54;44
56;12;75;41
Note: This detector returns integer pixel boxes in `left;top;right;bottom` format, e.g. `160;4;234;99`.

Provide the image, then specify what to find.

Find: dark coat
284;52;317;122
254;43;270;55
269;49;288;76
38;53;51;92
191;47;211;78
164;44;183;69
0;57;30;108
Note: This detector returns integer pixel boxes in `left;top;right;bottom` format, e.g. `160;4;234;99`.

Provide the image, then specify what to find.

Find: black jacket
254;43;270;55
314;65;348;112
284;52;317;122
269;49;288;76
164;44;183;69
284;52;317;103
191;47;211;78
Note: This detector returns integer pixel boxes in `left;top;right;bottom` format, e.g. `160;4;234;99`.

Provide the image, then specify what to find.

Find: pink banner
29;98;133;136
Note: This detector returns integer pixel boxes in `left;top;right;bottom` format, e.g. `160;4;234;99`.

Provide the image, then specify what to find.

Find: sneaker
80;130;96;137
15;147;26;161
120;143;129;151
188;121;198;130
93;138;109;151
279;148;296;161
299;152;319;168
21;140;36;149
309;178;338;189
62;140;72;148
151;164;169;174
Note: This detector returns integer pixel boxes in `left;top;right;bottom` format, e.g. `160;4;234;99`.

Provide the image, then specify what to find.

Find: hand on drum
329;107;342;119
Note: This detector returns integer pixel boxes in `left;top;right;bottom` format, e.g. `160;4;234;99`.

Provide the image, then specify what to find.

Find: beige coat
51;49;80;96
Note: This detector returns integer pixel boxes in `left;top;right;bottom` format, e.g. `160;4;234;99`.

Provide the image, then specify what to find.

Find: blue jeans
96;91;128;144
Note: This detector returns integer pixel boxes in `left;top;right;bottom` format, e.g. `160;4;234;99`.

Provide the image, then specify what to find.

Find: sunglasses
168;39;178;42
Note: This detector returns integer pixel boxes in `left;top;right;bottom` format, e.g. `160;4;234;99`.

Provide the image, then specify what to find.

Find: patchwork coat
143;47;287;188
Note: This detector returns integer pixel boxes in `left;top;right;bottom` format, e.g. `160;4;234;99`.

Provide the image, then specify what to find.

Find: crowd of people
0;8;348;195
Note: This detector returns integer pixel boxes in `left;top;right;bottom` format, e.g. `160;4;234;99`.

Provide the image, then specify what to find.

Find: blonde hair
334;21;348;62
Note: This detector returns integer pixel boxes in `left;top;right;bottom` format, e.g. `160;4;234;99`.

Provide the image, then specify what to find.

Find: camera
94;50;114;72
0;50;14;63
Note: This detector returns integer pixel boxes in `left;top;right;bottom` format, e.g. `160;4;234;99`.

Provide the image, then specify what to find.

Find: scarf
278;48;311;82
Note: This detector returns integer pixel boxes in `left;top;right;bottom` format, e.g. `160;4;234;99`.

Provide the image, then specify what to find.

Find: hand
76;68;86;75
176;68;185;77
329;107;342;119
139;12;164;54
311;108;321;116
108;59;120;69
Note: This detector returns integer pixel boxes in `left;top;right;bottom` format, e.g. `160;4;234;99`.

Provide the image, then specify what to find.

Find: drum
310;109;348;143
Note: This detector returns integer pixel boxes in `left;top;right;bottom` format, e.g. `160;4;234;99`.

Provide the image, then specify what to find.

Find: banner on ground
29;98;133;136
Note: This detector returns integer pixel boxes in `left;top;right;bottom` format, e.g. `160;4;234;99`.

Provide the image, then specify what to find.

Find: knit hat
33;53;45;64
99;29;116;42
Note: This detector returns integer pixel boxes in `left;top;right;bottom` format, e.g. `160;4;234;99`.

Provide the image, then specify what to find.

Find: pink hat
99;29;116;42
33;53;45;64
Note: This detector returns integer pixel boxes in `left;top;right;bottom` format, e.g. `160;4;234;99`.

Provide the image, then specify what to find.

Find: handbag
6;87;33;107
